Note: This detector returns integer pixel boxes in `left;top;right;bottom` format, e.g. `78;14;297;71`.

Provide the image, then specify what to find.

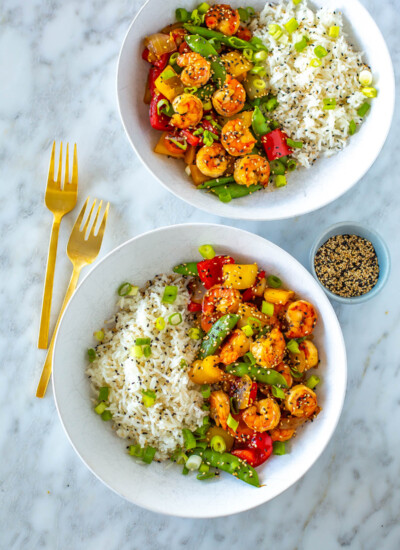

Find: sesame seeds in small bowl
310;222;390;304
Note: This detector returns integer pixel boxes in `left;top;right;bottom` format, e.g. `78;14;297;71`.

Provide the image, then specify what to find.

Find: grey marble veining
1;0;400;548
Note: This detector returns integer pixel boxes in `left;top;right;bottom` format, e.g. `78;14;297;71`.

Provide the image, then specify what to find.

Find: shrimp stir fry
172;248;323;473
234;155;271;187
177;52;211;88
212;75;246;116
196;142;228;178
171;94;203;129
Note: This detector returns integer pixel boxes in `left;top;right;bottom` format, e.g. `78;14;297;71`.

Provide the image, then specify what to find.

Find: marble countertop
1;0;399;548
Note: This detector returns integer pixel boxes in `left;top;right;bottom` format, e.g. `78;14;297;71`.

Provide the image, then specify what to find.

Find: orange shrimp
219;328;251;364
234;154;270;187
285;384;318;418
171;93;203;129
242;398;281;432
221;119;257;157
210;390;230;430
176;52;211;87
270;427;295;442
285;300;318;339
196;142;228;178
250;328;286;369
212;75;246;116
205;4;240;36
201;284;242;332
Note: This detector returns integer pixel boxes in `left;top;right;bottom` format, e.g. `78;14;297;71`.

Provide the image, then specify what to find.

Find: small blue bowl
310;222;390;304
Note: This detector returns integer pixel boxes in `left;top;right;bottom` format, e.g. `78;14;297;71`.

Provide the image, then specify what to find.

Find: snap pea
252;106;270;136
184;24;258;51
173;261;199;277
210;58;227;86
225;362;288;388
195;448;260;487
185;34;218;58
198;176;235;189
198;314;240;359
211;183;262;201
194;83;215;100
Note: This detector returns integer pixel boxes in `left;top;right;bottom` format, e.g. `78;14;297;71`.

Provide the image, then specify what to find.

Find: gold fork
36;197;110;398
38;142;78;349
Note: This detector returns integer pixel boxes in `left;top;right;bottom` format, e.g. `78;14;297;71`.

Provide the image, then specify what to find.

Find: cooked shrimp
171;93;203;129
270;427;295;442
221;119;257;157
299;340;319;368
201;284;242;331
242;398;281;432
234;154;270;187
212;75;246;116
275;362;293;389
219;328;251;364
250;328;285;369
210;390;230;430
196;142;228;178
285;384;318;418
176;52;211;87
205;4;240;36
285;300;318;339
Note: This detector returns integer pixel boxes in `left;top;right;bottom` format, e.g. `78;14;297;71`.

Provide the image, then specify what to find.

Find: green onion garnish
241;325;254;337
267;275;282;288
287;159;297;171
227;413;239;432
295;36;308;52
130;345;143;358
94;330;104;341
197;471;216;480
270;160;286;176
127;285;139;296
188;327;202;340
218;190;232;203
244;351;257;365
254;50;268;62
180;358;188;368
101;410;112;421
157;98;170;115
357;102;370;117
98;387;109;402
169;52;180;65
314;45;328;58
198;244;215;259
135;337;151;346
284;17;299;34
199;463;209;474
202;403;210;411
142;446;157;464
117;282;132;296
253;78;266;90
141;389;156;407
155;317;166;331
306;375;321;389
129;444;143;457
162;285;178;303
310;58;322;68
293;0;303;5
287;339;300;354
168;137;187;151
168;312;183;326
361;86;377;98
265;97;278;111
323;98;336;110
197;2;210;14
210;435;227;453
273;441;286;455
202;100;212;110
359;70;373;86
143;345;152;358
272;385;286;399
249;65;267;77
88;348;96;362
94;401;107;415
238;7;250;22
349;120;356;135
328;25;340;38
175;7;190;22
201;384;211;399
186;455;202;471
268;24;283;40
275;175;287;188
247;316;262;329
182;428;197;450
262;301;274;316
290;367;303;379
286;138;303;148
230;396;239;415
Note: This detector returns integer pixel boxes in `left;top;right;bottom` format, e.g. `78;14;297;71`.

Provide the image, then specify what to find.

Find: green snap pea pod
173;261;199;276
225;362;288;388
184;24;258;51
252;106;270;136
198;176;235;189
211;183;262;201
194;83;215;100
185;34;218;57
195;448;260;487
210;58;227;86
198;314;240;359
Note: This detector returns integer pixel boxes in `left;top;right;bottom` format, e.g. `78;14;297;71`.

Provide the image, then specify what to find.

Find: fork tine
64;143;69;185
47;141;56;185
82;199;97;235
89;200;103;236
71;143;78;189
95;202;110;241
57;141;63;188
72;197;90;232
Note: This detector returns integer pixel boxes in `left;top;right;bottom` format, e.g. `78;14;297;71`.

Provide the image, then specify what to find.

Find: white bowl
117;0;395;220
53;224;347;517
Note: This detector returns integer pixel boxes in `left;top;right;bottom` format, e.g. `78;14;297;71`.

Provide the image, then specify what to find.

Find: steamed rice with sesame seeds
86;273;205;461
251;0;370;167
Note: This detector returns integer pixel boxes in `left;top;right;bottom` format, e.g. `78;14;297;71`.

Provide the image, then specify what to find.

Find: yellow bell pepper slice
264;288;294;305
154;66;184;101
221;51;253;79
222;264;258;289
188;356;223;385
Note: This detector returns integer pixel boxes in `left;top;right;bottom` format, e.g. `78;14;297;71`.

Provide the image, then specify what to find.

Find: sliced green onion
247;316;262;329
218;190;232;203
270;160;286;176
286;138;303;148
127;285;139;296
310;58;322;68
322;98;336;110
94;401;107;415
175;7;190;22
202;403;210;411
287;159;297;171
272;385;286;399
361;86;377;98
349;120;356;135
328;25;340;38
180;358;188;368
253;78;266;90
182;466;189;475
98;387;109;402
359;69;373;86
293;0;303;4
314;45;328;58
197;2;210;14
131;345;143;358
172;449;188;464
135;337;151;346
295;36;308;52
186;454;202;471
199;463;210;474
284;17;299;34
141;389;156;407
198;244;215;259
249;65;267;76
203;416;210;427
242;325;254;337
188;327;202;340
202;100;212;110
238;7;250;22
210;435;227;453
155;317;166;331
267;275;282;288
357;102;370;117
157;98;170;115
190;8;204;26
306;375;321;389
101;410;112;421
143;345;152;358
168;312;183;326
87;348;96;362
142;446;157;464
197;471;216;480
201;384;211;399
182;428;197;450
169;52;180;65
275;175;287;188
183;86;198;94
168;137;188;151
161;67;175;80
129;444;143;457
273;441;286;455
254;50;268;62
287;339;300;354
94;330;104;341
290;367;303;379
242;48;254;61
230;396;239;415
227;413;239;432
244;351;256;365
268;23;283;40
162;285;178;303
117;282;132;296
265;97;278;111
262;301;274;316
193;127;204;136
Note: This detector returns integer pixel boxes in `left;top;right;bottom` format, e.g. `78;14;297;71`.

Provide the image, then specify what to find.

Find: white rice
251;0;370;167
86;273;205;461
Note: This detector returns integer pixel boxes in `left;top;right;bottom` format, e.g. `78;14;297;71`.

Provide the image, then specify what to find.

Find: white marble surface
1;0;399;547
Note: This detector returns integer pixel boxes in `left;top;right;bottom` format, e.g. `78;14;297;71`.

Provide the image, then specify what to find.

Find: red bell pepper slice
249;381;257;405
261;129;293;161
232;432;273;467
236;27;252;41
180;129;200;147
231;448;269;468
148;66;164;96
142;49;170;70
197;255;235;290
149;92;173;131
188;300;202;312
242;270;266;302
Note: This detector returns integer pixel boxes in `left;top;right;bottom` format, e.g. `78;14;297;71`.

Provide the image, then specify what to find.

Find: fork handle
37;215;62;349
36;265;82;398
